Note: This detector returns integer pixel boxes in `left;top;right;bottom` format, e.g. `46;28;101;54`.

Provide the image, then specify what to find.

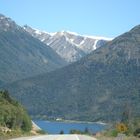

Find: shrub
60;130;64;134
36;130;46;134
134;128;140;137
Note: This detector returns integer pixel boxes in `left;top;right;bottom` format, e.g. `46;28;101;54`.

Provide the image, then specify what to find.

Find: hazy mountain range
4;22;140;122
24;25;112;62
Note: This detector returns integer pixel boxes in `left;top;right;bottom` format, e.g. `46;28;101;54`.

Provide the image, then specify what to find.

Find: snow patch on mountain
93;40;98;50
79;38;86;45
35;29;42;35
85;35;113;41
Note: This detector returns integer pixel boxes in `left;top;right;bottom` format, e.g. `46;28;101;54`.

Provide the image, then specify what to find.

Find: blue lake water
34;120;107;134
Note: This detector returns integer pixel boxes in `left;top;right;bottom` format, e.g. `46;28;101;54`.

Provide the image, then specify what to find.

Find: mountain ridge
24;25;112;62
4;24;140;122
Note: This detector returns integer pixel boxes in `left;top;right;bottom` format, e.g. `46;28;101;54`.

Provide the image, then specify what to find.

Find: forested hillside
0;90;32;137
5;25;140;122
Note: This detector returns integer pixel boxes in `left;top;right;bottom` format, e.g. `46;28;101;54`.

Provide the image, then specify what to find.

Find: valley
4;24;140;122
0;4;140;139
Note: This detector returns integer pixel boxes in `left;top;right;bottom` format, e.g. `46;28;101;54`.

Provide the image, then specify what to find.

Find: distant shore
42;118;107;125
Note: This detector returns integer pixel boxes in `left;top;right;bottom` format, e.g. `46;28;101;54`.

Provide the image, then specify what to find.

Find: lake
34;120;107;134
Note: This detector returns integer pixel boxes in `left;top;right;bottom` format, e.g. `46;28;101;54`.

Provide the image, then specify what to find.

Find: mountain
24;25;112;62
0;14;66;85
4;25;140;122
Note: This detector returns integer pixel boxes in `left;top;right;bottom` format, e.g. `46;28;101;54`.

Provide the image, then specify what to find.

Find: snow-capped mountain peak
23;25;113;62
55;30;113;41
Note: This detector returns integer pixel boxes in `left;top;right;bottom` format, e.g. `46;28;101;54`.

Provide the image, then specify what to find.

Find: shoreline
34;119;107;125
56;119;107;125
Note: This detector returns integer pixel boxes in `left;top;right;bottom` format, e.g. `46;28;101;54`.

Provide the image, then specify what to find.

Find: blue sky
0;0;140;37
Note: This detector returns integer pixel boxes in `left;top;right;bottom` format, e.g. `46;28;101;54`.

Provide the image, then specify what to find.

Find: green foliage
134;128;140;137
103;118;140;138
109;129;118;137
0;90;32;133
103;129;119;137
21;113;32;132
125;118;140;136
36;129;46;134
0;90;13;103
69;128;91;135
